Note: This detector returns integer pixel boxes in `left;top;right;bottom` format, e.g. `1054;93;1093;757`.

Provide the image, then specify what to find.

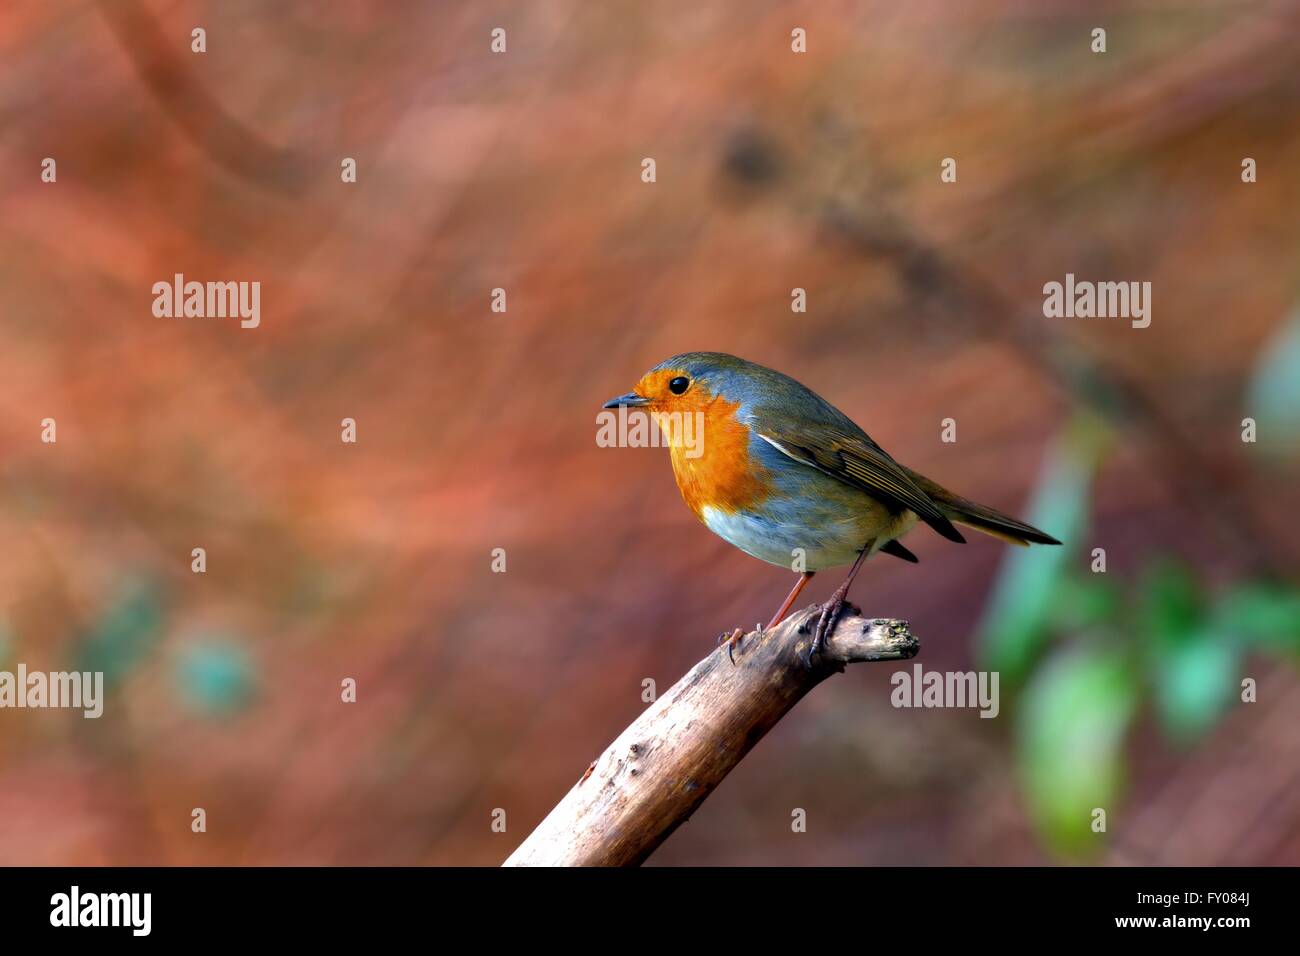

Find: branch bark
503;604;918;867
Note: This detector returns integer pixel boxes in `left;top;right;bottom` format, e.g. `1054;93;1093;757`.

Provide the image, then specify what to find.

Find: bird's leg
721;571;818;665
767;571;816;629
806;542;874;668
720;571;821;666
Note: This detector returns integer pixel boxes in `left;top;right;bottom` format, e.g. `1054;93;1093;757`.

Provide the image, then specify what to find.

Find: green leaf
978;414;1107;682
1149;628;1237;743
1139;561;1204;648
1138;562;1235;742
1051;575;1122;631
1017;645;1137;858
72;580;167;688
175;638;255;716
1246;306;1300;456
1214;584;1300;652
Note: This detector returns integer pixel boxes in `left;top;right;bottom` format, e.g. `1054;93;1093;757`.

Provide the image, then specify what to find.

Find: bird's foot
719;624;764;665
806;597;849;668
720;627;743;665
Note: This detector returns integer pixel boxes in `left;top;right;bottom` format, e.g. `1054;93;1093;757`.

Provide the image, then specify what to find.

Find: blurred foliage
977;412;1110;684
1011;559;1299;858
1019;646;1137;858
981;384;1300;858
174;638;255;717
70;579;168;690
1247;305;1300;457
1218;584;1300;651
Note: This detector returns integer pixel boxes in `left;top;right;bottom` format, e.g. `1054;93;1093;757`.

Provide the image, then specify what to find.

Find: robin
603;352;1060;666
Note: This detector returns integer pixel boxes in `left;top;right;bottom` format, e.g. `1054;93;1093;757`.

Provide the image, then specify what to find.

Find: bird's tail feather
944;502;1060;546
901;467;1061;547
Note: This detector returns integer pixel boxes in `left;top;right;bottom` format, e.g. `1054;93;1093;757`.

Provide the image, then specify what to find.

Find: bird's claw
720;623;766;665
722;627;743;665
805;598;845;669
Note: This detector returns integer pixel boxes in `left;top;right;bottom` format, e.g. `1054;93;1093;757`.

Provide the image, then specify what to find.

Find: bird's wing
752;415;965;543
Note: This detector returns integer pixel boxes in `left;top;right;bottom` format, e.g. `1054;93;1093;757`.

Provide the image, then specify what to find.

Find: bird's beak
602;391;650;409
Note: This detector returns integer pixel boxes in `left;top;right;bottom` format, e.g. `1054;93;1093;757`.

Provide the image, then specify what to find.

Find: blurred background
1;0;1298;865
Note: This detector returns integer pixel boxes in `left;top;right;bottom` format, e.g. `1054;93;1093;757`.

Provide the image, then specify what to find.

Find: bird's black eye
669;376;690;395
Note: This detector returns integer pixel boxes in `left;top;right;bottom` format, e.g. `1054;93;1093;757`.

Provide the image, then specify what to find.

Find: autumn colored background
1;1;1298;865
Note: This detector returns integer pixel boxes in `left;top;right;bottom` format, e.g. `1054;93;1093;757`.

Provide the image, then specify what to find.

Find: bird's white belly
699;504;917;571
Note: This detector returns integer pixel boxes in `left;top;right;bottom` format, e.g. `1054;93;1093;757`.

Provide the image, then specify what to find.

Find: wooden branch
503;604;918;867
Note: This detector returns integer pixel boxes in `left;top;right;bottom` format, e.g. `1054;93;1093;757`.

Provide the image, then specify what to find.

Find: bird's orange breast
651;392;772;518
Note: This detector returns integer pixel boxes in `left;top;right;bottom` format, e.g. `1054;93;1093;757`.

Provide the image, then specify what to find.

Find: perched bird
603;352;1060;665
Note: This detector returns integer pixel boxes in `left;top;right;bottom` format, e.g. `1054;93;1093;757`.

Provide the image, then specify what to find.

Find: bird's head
602;353;764;460
601;352;755;417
